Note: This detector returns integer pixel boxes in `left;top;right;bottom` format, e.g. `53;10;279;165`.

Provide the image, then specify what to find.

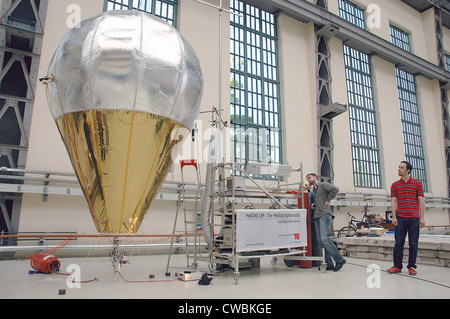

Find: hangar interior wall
3;0;449;239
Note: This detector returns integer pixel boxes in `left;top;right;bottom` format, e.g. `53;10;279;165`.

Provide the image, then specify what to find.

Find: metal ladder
165;159;203;274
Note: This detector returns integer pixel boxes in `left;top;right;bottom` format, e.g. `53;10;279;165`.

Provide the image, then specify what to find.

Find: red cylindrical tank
298;192;313;268
30;252;61;273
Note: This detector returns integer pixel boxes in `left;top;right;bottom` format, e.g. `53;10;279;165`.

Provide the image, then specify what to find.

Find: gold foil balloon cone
45;11;203;233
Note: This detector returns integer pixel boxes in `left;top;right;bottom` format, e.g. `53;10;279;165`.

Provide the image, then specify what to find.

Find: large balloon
45;10;203;233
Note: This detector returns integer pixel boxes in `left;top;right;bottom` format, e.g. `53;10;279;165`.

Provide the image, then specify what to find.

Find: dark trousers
393;217;420;269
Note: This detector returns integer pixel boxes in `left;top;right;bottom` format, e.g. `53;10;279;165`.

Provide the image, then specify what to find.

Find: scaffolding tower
0;0;48;244
205;162;326;284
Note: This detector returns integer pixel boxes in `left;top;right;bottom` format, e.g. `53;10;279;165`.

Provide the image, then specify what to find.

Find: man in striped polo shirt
388;161;425;276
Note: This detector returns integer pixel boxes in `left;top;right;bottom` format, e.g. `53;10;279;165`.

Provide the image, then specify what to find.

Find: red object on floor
30;252;61;273
298;192;312;268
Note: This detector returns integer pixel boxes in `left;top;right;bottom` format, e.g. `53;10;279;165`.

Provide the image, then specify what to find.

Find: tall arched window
229;0;281;173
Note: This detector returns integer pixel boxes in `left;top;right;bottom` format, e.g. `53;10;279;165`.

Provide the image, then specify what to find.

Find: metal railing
1;167;450;208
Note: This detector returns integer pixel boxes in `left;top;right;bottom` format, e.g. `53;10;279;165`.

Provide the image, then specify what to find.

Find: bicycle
337;205;384;238
337;213;359;238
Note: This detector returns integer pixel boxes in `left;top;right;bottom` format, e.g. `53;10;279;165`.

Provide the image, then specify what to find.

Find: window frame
339;0;382;189
338;0;366;30
229;0;282;176
394;69;428;191
389;24;411;53
389;24;428;191
104;0;178;26
343;45;382;189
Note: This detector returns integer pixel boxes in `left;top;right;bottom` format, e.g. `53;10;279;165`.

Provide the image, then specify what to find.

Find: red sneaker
408;268;417;276
387;266;401;274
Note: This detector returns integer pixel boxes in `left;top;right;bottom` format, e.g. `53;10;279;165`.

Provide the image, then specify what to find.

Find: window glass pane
395;68;428;190
105;0;177;26
389;25;411;52
343;45;382;188
340;0;381;188
338;0;365;29
445;54;450;71
230;0;281;179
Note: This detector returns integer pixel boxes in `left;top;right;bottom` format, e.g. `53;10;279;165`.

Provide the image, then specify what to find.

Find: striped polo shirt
390;177;424;219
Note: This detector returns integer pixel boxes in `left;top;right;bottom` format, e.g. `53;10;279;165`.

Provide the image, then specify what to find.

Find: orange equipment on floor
30;252;61;273
297;192;313;268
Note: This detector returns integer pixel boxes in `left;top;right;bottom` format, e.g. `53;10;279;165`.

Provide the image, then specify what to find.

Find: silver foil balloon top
43;11;204;233
46;10;203;130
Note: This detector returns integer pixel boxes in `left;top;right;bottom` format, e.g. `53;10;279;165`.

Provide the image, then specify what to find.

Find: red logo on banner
294;233;300;240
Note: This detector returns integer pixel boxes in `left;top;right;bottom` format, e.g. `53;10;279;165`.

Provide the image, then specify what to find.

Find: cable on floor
53;269;98;283
117;270;179;283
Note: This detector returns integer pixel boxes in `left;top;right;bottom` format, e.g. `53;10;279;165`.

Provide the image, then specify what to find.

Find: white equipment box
178;270;204;281
235;209;307;253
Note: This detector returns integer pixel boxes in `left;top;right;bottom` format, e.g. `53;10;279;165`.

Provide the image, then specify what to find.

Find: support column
315;0;333;183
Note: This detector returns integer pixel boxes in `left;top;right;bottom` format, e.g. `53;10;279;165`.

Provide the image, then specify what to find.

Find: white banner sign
235;209;307;252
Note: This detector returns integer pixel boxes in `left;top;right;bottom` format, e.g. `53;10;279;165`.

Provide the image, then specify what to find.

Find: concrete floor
1;252;449;300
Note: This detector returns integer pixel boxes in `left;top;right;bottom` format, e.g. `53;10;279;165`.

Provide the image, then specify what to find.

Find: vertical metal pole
218;0;224;164
192;0;241;163
218;0;223;129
